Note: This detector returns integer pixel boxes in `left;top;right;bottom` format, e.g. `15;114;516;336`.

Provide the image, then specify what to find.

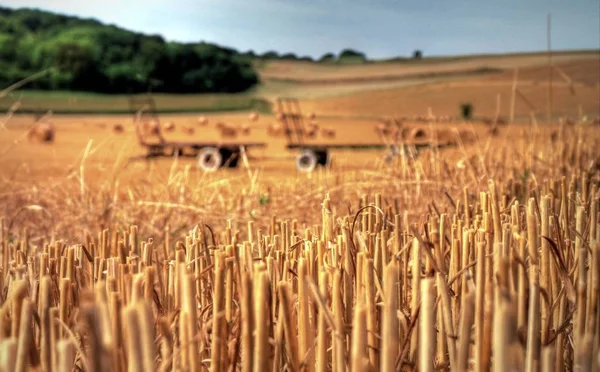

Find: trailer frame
128;96;266;170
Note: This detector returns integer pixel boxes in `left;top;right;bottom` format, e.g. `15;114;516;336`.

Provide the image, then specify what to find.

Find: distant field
298;80;600;120
258;50;599;83
0;91;272;114
1;50;598;118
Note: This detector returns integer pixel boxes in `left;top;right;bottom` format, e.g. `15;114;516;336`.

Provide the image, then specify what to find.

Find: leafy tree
260;51;279;59
339;49;367;61
413;50;423;59
0;5;260;94
54;42;103;90
318;53;336;62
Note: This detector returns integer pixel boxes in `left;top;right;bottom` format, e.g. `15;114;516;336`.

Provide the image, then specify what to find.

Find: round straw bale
320;127;336;138
113;123;124;133
409;128;428;141
197;116;208;126
163;122;175;132
240;123;251;136
148;120;161;135
28;122;55;143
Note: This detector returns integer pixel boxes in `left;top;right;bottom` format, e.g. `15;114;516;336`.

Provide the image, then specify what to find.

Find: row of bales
126;112;260;139
374;116;478;146
268;111;337;139
122;110;339;141
28;110;600;146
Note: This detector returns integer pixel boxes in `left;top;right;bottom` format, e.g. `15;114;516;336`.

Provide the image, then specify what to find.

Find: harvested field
0;50;599;372
0;109;599;371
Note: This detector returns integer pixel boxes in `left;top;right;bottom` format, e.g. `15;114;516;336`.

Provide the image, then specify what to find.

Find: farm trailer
128;96;266;171
127;96;431;172
275;97;406;172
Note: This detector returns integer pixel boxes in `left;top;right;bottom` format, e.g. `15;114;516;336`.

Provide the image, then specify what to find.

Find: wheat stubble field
0;52;599;372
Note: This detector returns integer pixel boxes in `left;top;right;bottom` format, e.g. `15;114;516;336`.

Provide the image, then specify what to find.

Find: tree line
0;6;425;94
0;7;259;93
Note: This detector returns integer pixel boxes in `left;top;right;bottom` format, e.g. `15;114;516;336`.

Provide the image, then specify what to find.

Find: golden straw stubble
381;261;399;372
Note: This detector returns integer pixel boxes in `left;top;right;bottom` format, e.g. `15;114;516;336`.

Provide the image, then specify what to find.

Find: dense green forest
0;6;259;93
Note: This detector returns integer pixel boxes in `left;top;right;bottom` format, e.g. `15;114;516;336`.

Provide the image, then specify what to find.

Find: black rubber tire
197;147;223;171
220;148;240;168
296;149;318;172
316;150;330;167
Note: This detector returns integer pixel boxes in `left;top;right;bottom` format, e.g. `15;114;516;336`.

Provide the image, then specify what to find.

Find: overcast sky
3;0;600;59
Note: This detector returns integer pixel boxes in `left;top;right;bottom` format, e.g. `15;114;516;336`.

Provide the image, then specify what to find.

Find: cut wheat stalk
381;261;399;372
316;271;329;372
253;270;269;372
0;338;18;371
15;298;33;372
419;277;436;372
525;198;541;372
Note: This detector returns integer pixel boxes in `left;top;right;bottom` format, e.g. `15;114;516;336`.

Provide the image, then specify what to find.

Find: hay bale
320;127;336;139
249;112;259;122
267;123;283;137
409;128;428;141
488;126;500;136
400;127;411;140
240;123;251;136
163;122;175;132
304;122;319;138
305;128;318;139
183;126;195;135
113;123;124;133
197;116;208;126
307;112;316;120
375;123;392;137
218;123;237;138
275;113;284;122
145;120;161;136
28;122;55;143
456;129;477;144
435;129;458;145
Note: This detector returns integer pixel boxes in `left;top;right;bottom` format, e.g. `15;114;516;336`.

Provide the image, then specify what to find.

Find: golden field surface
0;51;599;372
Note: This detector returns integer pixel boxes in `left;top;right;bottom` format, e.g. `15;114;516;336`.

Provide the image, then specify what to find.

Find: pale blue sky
4;0;600;59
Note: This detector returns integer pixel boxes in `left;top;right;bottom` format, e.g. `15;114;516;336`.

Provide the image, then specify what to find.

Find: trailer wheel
316;150;330;167
296;149;318;172
197;147;223;171
220;148;240;168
